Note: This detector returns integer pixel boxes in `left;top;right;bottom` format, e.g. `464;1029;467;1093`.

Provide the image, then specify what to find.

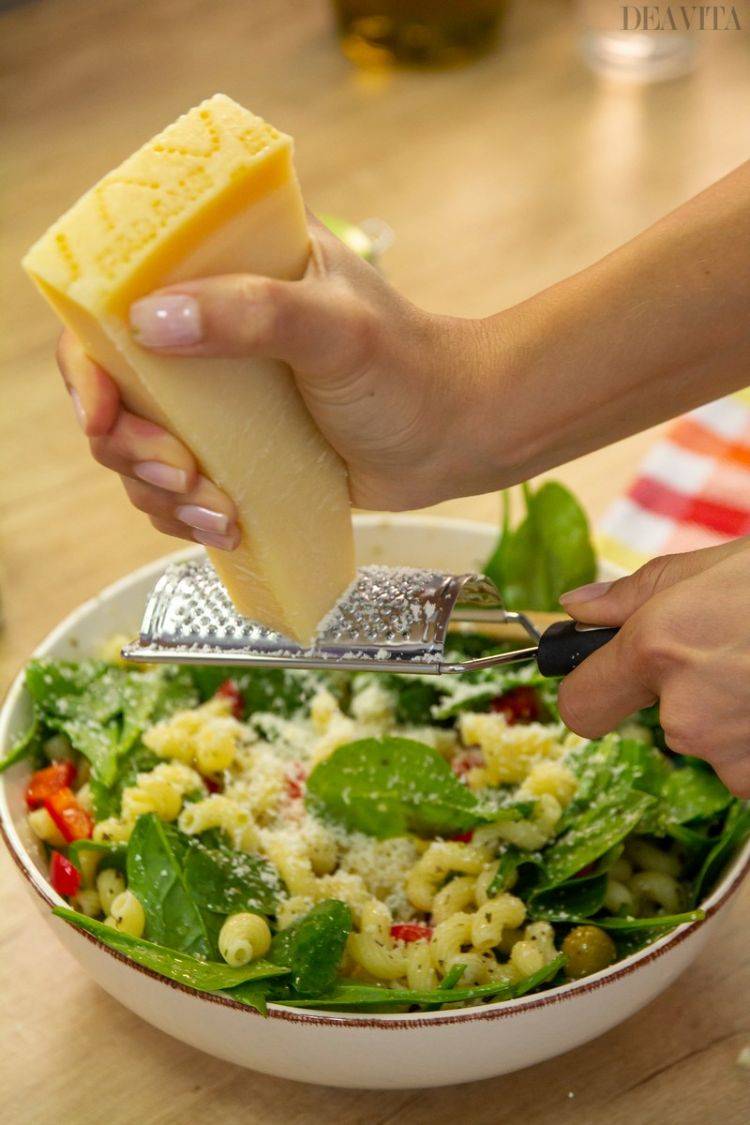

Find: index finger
56;330;120;437
556;623;657;739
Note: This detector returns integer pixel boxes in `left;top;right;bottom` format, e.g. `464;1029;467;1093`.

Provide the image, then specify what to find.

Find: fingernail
134;461;189;493
70;388;87;431
130;295;202;348
193;528;240;552
176;505;231;536
559;580;614;606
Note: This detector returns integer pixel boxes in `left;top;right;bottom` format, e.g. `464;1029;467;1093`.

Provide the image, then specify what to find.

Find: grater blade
121;559;540;674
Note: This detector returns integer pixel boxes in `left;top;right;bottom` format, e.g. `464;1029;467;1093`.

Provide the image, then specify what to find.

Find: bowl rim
2;515;749;1030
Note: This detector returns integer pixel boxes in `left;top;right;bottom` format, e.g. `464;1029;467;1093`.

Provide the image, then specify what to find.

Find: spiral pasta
218;912;272;966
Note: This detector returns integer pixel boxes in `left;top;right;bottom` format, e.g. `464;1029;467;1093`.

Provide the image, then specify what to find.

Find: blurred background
1;0;750;661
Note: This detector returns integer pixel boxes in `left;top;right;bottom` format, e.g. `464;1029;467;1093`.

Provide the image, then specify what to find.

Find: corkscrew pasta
24;633;737;1013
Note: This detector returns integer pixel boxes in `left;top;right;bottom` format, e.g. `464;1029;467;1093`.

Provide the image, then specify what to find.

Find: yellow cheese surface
23;94;355;643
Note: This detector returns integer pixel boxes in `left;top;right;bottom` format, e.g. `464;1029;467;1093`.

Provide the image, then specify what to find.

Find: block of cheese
23;94;355;643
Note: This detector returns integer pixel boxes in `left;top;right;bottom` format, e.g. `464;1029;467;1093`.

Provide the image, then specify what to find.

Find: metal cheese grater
121;559;617;677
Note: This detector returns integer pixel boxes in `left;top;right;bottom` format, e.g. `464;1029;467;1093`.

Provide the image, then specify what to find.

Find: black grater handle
536;619;619;677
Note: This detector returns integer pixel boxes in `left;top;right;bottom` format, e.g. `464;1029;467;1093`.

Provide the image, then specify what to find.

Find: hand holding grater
121;560;617;678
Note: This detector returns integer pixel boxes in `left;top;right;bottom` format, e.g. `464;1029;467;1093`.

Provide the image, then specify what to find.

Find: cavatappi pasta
22;641;743;1012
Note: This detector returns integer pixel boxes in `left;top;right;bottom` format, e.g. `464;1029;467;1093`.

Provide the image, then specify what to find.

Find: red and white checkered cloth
598;392;750;571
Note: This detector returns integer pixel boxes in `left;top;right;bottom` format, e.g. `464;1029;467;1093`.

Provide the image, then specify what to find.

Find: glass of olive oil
332;0;508;68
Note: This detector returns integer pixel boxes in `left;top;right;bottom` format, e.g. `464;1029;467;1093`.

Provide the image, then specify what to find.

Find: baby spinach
126;814;214;959
484;482;596;612
666;822;717;865
561;736;669;833
53;907;289;990
564;909;704;931
24;660;196;789
540;788;655;889
89;743;162;821
390;677;441;725
222;979;273;1015
190;666;325;719
183;838;282;916
306;737;519;839
661;763;733;825
0;716;41;773
269;900;351;997
530;873;608;921
487;846;546;897
281;954;565;1010
690;801;750;906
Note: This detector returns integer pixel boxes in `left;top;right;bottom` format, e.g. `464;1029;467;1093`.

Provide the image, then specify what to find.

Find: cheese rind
23;94;355;643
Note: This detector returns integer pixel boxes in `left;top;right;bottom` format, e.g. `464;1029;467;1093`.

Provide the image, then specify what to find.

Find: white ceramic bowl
1;514;748;1089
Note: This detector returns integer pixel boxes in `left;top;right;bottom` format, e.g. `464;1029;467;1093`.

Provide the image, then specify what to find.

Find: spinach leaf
25;661;197;789
126;813;213;959
438;963;467;990
691;801;750;905
53;907;289;990
89;743;161;820
281;954;565;1010
513;953;568;996
189;666;324;719
222;979;272;1015
540;788;655;889
484;482;596;612
661;763;733;825
564;909;704;931
119;666;198;751
391;677;441;725
530;874;608;921
561;736;670;833
25;659;109;708
269;900;351;997
183;839;282;916
487;846;545;897
666;822;717;864
306;737;519;838
0;716;41;773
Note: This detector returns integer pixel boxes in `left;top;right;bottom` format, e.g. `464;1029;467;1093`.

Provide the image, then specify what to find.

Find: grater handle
536;620;619;677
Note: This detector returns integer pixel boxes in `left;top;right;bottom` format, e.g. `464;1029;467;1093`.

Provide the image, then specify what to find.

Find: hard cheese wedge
23;94;355;643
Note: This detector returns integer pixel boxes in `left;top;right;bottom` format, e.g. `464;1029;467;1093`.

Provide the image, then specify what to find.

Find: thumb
128;269;373;381
559;537;749;626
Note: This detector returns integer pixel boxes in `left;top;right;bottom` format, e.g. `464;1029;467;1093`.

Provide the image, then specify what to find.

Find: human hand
56;219;489;549
557;538;750;796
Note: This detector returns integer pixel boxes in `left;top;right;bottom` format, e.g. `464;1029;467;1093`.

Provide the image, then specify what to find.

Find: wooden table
2;1;749;1120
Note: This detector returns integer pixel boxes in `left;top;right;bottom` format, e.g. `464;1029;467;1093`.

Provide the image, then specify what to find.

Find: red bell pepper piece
391;923;433;943
49;850;81;897
44;787;93;842
451;830;474;844
215;679;244;720
451;749;484;778
25;760;77;809
285;763;307;800
490;686;540;725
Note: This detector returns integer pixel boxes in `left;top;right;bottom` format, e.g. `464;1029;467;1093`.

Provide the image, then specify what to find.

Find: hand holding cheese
25;96;359;643
46;127;750;634
57;210;470;516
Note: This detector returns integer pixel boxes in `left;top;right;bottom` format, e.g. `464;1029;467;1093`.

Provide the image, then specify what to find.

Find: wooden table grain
1;1;749;1120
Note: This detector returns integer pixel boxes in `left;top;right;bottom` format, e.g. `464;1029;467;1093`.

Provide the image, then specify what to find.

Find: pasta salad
8;634;749;1014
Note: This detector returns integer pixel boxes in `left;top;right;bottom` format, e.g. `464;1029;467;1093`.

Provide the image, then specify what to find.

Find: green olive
562;925;617;980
